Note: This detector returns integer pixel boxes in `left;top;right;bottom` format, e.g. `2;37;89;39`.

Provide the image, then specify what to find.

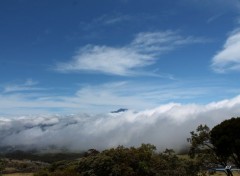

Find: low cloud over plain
1;95;240;152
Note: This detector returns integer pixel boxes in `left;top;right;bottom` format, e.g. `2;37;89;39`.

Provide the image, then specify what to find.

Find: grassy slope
214;172;240;176
3;174;33;176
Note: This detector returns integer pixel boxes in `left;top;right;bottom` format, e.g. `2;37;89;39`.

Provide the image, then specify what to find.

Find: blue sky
1;0;240;115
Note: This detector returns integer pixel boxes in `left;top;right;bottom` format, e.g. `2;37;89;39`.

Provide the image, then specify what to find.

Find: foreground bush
35;144;200;176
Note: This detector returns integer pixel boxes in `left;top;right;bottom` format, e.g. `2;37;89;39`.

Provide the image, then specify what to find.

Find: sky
1;0;240;150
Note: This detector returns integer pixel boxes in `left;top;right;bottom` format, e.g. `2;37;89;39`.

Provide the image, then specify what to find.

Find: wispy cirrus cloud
100;14;132;25
184;0;240;10
56;31;208;76
0;80;234;115
207;13;224;23
56;45;154;76
211;29;240;73
3;79;40;93
80;14;132;31
131;31;208;54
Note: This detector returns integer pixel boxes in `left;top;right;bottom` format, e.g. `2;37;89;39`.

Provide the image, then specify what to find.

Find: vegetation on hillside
34;144;201;176
3;151;85;164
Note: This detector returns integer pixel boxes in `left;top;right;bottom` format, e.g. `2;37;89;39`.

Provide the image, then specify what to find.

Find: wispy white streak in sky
56;45;153;76
80;14;132;30
3;79;39;93
56;31;207;76
185;0;240;10
131;31;208;54
0;80;235;115
212;29;240;73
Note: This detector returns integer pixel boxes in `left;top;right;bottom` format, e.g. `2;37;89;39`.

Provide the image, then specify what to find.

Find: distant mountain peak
111;108;128;113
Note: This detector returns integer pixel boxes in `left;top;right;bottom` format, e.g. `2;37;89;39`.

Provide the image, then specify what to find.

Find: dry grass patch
3;173;34;176
213;172;240;176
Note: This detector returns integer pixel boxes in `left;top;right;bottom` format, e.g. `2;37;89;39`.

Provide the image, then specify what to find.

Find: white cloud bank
1;95;240;152
212;29;240;73
56;31;207;76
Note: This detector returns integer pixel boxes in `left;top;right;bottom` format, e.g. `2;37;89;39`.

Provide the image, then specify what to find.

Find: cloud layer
212;29;240;73
56;31;206;76
1;95;240;152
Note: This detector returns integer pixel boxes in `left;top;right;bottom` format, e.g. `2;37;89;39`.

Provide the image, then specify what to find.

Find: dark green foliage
77;144;157;176
0;159;5;176
35;144;200;176
188;117;240;175
188;124;227;175
211;117;240;167
35;160;81;176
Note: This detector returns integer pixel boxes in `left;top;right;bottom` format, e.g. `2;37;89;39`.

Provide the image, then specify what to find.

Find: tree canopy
35;144;200;176
0;159;6;176
211;117;240;167
188;117;240;170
